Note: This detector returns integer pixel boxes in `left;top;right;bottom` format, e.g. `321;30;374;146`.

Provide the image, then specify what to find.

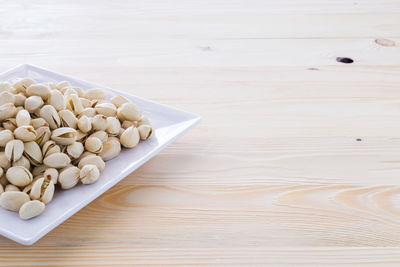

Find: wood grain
0;0;400;265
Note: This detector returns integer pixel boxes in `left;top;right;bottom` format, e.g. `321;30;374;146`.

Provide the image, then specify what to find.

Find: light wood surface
1;0;400;265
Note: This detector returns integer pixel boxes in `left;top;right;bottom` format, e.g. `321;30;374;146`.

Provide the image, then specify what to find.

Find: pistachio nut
79;107;96;118
84;88;106;100
0;191;30;211
0;129;13;146
117;102;142;121
91;114;107;131
19;200;45;220
30;177;55;204
2;118;17;131
120;126;140;148
32;165;47;177
80;98;92;108
58;166;80;189
31;118;49;129
42;140;61;158
121;120;136;129
89;130;108;143
6;166;33;187
13;155;31;170
77;115;92;133
138;125;153;140
43;152;71;168
75;130;87;143
51;127;77;145
13;78;36;94
0;103;16;121
5;184;20;192
35;126;51;146
40;105;61;129
80;164;100;184
48;89;66;111
66;142;84;159
0;82;12;93
66;94;84;115
106;117;121;136
0;91;15;105
99;138;121;161
0;152;10;170
5;140;24;162
14;93;26;106
26;84;51;100
25;95;44;113
24;141;43;166
110;95;129;108
14;125;37;142
44;168;58;184
78;154;105;171
95;102;117;117
56;81;71;90
16;109;31;127
85;137;103;153
59;109;78;129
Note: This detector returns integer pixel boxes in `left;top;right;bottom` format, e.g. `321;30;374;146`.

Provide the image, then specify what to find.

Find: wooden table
1;0;400;265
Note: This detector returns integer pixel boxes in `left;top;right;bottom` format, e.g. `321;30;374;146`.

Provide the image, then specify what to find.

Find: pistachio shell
35;126;51;146
25;96;44;113
99;139;121;161
0;184;3;194
5;140;24;162
73;87;85;97
0;129;13;146
80;164;100;184
40;105;61;130
80;98;92;108
84;88;106;100
0;91;15;105
117;102;142;121
2;118;17;131
77;115;92;133
85;137;103;153
63;87;78;97
13;155;31;170
75;130;87;143
14;125;37;142
95;102;117;116
110;95;129;108
44;82;57;90
66;94;84;115
59;109;78;129
16;109;31;127
48;89;66;111
5;184;20;192
0;167;3;178
58;166;80;189
6;166;33;187
0;191;30;211
0;152;10;169
0;175;8;187
26;84;51;100
78;155;105;171
106;117;121;136
79;107;96;118
56;81;71;90
44;168;58;184
31;118;48;129
30;177;54;204
89;130;108;143
120;126;140;148
19;200;45;220
32;165;47;177
91;114;107;131
138;125;153;140
24;141;43;166
43;152;71;168
51;127;77;145
13;78;36;94
0;103;16;121
66;142;84;159
42;140;61;158
0;82;12;93
91;99;106;108
121;120;136;129
14;93;26;106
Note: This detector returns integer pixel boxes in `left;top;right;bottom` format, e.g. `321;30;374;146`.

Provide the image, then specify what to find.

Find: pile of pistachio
0;78;153;220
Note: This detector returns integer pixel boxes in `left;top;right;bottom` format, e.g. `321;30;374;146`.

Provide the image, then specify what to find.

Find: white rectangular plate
0;64;201;245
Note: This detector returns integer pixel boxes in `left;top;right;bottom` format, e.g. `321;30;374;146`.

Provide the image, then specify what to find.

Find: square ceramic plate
0;64;201;245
